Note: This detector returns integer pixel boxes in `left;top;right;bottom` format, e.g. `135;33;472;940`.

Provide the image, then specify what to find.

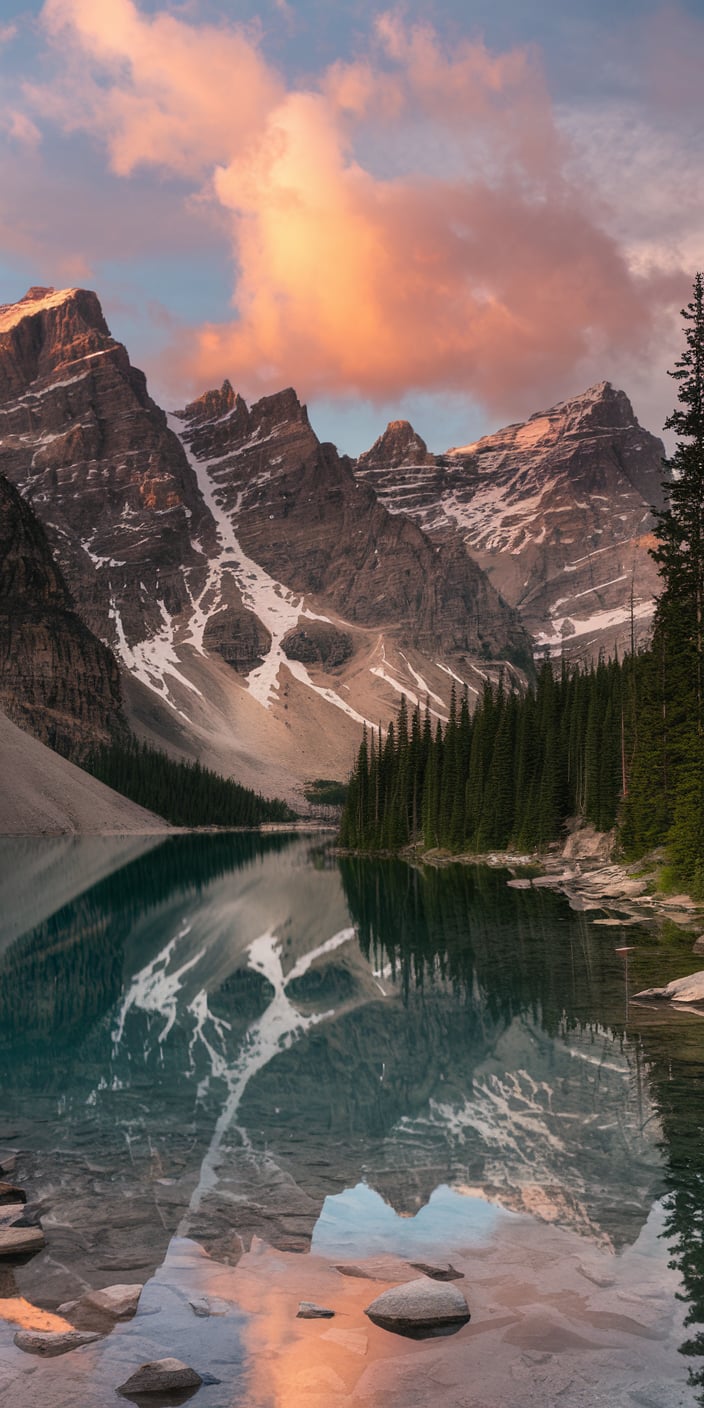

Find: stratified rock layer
0;474;123;754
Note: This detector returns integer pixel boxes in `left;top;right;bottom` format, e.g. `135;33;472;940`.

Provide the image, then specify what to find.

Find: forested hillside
340;275;704;895
85;737;296;828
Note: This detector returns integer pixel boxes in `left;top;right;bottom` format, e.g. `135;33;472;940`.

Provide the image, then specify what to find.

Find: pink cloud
24;0;691;414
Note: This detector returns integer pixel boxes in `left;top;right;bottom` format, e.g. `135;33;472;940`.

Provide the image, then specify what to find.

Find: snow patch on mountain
168;413;372;726
534;598;653;657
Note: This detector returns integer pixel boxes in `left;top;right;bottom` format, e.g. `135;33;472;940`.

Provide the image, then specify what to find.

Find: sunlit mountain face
0;836;703;1404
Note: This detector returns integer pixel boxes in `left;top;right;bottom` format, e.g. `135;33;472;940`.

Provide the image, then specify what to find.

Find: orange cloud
37;0;282;176
30;0;687;414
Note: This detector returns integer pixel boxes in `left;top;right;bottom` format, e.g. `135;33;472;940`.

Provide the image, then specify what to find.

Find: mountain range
0;285;667;805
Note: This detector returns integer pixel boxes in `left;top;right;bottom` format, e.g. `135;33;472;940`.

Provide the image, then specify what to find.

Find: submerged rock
67;1282;142;1329
634;970;704;1004
335;1255;420;1283
0;1225;45;1256
0;1202;39;1228
297;1301;335;1319
410;1261;464;1282
0;1182;26;1205
364;1277;470;1337
14;1329;102;1357
118;1359;202;1395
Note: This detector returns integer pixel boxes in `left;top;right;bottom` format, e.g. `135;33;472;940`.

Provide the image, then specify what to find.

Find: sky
0;0;701;454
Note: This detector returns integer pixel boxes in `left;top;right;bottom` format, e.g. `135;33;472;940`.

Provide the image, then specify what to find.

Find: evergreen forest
84;735;296;828
340;274;704;895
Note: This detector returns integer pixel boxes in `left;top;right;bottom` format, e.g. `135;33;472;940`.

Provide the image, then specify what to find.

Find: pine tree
652;273;704;737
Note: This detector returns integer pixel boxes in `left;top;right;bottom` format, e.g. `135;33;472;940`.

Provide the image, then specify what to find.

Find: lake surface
0;833;703;1407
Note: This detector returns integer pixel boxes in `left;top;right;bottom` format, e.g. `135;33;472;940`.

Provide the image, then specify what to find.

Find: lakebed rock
297;1301;335;1319
118;1359;202;1396
0;1182;26;1204
410;1261;464;1282
65;1282;143;1329
0;1225;45;1256
364;1277;470;1337
0;1202;38;1227
634;970;704;1005
14;1329;102;1357
335;1255;421;1283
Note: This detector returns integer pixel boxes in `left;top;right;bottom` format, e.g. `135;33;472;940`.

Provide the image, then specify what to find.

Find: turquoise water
0;834;703;1405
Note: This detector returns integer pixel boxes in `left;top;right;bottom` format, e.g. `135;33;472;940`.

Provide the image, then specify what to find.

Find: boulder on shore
364;1277;470;1337
634;970;704;1004
118;1359;202;1396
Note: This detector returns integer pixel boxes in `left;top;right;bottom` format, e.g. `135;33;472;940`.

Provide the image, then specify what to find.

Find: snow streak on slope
108;593;203;714
370;641;449;720
534;599;654;656
168;413;371;726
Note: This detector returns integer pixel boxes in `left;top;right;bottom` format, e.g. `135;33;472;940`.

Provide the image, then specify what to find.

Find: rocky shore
404;825;704;934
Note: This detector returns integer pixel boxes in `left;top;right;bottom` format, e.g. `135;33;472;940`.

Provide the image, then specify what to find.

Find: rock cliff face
0;473;123;754
0;288;533;801
356;383;666;661
174;383;531;666
0;284;667;798
0;286;215;657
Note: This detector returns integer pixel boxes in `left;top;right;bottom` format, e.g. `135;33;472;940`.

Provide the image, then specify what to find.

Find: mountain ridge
356;379;665;661
0;283;666;800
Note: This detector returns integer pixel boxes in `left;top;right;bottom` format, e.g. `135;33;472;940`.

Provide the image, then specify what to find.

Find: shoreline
338;835;704;936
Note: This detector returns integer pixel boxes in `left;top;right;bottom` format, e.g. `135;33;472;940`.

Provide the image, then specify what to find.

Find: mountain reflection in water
0;835;702;1402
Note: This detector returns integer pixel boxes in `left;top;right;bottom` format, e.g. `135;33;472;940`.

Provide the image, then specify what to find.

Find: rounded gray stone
364;1277;470;1337
118;1359;203;1395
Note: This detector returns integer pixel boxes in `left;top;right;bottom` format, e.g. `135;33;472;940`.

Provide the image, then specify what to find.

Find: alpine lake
0;832;703;1408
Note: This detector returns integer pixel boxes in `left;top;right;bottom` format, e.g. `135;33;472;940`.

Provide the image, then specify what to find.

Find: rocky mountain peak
182;379;246;426
249;387;311;437
355;380;667;664
0;284;116;398
0;284;214;660
359;419;433;469
541;380;641;437
178;383;318;470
